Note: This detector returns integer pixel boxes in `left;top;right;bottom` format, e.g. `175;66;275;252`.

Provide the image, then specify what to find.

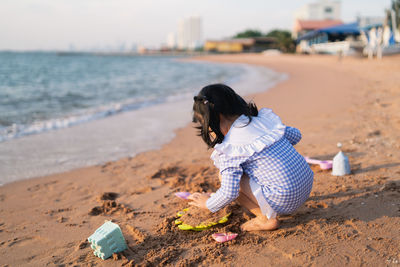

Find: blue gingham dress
206;108;314;215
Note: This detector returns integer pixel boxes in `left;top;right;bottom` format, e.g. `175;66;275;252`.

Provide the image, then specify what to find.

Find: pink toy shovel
305;157;333;170
212;233;238;243
174;192;191;200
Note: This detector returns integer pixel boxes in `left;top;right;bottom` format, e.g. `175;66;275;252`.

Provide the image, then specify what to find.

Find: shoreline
0;60;285;186
1;54;399;266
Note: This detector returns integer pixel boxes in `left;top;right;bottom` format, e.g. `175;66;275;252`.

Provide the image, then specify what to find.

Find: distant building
294;0;341;21
166;33;176;49
137;45;147;54
204;37;276;53
293;19;343;39
293;0;341;38
177;16;203;50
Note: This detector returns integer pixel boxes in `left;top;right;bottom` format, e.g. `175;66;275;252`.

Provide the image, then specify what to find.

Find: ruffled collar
211;108;286;158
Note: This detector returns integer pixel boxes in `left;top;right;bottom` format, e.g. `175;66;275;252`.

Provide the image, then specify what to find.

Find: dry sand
0;54;399;266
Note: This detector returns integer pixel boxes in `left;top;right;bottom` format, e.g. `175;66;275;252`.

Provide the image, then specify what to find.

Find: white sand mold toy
332;143;351;176
88;221;127;260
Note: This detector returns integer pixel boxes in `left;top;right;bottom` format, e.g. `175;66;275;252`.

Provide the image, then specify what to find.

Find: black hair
192;83;258;148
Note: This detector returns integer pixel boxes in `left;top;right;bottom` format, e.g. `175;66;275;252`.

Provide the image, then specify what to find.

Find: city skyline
0;0;392;51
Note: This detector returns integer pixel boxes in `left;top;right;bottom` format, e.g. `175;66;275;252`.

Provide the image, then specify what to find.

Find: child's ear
210;131;216;139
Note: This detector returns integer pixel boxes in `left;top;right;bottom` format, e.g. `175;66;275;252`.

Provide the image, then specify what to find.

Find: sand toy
88;221;127;260
175;207;231;231
174;191;191;200
212;232;238;243
304;157;333;170
332;143;351;176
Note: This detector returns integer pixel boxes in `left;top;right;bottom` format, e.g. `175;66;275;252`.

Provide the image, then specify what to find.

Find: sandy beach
1;53;399;266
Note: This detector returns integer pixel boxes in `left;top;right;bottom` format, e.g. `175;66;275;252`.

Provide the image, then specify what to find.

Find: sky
0;0;392;51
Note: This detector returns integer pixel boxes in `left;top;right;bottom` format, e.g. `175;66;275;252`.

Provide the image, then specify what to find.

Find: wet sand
0;54;399;266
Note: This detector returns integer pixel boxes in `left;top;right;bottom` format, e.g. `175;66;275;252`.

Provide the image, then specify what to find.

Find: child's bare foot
240;216;280;231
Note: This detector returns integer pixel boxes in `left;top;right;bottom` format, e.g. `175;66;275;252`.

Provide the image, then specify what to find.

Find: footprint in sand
89;192;132;216
126;225;148;243
7;236;48;248
44;207;72;216
131;186;154;195
306;201;329;209
27;180;58;192
75;240;88;251
101;162;126;175
150;166;181;179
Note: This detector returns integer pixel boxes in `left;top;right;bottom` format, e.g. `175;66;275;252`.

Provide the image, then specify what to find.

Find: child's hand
187;192;210;209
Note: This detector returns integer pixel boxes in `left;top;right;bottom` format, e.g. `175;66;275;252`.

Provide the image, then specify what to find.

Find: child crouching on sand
188;84;314;231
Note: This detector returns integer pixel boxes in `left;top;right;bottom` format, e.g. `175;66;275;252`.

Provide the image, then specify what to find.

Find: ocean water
0;52;247;142
0;52;287;185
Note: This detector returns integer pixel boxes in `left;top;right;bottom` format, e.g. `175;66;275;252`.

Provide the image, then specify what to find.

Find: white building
166;32;176;49
294;0;341;21
177;16;203;50
293;0;342;38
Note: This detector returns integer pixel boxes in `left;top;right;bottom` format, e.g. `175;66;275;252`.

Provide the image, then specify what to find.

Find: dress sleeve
284;126;302;145
206;155;246;212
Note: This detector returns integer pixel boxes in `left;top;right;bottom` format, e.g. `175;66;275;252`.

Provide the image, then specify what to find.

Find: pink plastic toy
305;157;333;170
174;192;191;200
212;233;238;243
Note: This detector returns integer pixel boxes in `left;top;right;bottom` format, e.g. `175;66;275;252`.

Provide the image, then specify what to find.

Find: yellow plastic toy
174;208;231;231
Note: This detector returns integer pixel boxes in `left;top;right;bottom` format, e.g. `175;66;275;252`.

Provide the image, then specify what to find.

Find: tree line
233;29;295;53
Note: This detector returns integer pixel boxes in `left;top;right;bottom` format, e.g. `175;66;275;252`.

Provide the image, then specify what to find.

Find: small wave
0;98;162;143
0;60;289;185
0;61;287;144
